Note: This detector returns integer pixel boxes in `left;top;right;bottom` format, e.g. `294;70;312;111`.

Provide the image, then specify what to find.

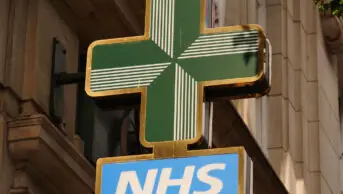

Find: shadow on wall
232;25;256;66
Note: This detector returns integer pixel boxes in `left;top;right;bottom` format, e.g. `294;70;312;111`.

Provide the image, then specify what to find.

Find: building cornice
7;114;95;194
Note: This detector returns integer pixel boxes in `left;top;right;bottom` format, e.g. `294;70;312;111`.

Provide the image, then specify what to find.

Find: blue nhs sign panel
98;150;253;194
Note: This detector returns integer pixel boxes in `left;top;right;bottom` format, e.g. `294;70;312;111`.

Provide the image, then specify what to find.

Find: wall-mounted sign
85;0;271;193
98;147;252;194
85;0;270;144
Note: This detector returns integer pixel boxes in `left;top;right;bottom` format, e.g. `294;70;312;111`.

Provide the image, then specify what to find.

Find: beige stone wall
228;0;343;194
0;115;15;194
21;0;79;140
0;0;82;193
316;20;341;194
1;0;30;97
0;0;9;85
0;0;31;192
0;0;79;138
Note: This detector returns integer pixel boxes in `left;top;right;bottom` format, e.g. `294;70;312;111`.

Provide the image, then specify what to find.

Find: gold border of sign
95;146;247;194
85;0;267;148
87;1;259;193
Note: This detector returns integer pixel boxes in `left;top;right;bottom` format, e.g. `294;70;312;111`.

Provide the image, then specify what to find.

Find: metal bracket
54;72;85;86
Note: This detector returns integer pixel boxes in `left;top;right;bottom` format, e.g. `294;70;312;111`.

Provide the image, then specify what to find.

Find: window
50;38;66;132
49;43;149;165
213;0;221;27
76;93;151;165
76;54;150;165
205;0;220;28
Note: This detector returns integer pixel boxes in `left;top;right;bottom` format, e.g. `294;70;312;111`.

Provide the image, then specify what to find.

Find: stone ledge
7;114;95;194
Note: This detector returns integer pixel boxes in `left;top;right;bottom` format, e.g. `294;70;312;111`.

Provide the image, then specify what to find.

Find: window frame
49;37;67;132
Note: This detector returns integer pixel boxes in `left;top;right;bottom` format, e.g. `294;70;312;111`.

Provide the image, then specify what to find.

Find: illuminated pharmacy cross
87;0;265;144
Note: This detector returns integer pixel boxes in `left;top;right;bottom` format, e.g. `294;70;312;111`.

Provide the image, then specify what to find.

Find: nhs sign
96;147;253;194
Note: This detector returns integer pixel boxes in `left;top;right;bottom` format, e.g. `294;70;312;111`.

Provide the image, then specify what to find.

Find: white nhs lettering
115;163;226;194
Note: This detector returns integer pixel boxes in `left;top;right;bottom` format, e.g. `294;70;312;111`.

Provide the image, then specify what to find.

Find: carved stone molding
7;114;95;194
10;166;30;194
9;188;29;194
320;15;343;54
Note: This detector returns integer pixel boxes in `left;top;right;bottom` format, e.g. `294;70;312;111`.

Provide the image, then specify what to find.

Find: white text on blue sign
100;154;240;194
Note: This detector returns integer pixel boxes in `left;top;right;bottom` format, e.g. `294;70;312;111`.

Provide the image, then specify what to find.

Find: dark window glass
50;38;66;131
75;54;149;165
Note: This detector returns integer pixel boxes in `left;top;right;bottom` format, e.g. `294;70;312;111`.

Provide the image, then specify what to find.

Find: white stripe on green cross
85;0;270;145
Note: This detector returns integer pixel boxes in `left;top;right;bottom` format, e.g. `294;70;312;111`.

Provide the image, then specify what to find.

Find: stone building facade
229;1;343;194
0;0;341;194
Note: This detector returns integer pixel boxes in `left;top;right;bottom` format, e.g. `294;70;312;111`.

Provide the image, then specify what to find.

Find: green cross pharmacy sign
85;0;272;147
